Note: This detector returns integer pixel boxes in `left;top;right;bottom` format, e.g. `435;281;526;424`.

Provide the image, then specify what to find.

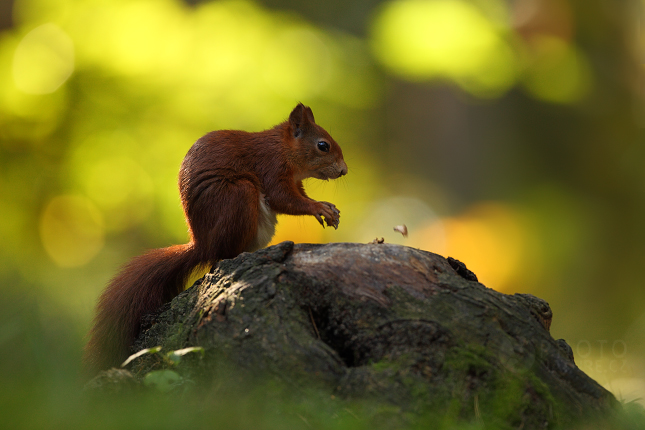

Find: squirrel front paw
312;201;340;229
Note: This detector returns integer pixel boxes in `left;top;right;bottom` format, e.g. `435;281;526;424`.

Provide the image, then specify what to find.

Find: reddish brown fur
84;104;347;373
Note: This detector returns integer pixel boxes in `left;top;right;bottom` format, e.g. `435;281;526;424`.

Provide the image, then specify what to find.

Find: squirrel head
287;103;348;181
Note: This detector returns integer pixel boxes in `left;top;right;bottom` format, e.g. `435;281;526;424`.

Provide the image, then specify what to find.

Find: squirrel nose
339;162;348;177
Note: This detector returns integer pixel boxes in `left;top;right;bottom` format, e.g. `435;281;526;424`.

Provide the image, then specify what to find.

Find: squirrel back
84;103;347;373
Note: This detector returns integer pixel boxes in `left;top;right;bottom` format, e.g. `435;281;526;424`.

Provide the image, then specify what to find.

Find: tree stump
123;241;617;427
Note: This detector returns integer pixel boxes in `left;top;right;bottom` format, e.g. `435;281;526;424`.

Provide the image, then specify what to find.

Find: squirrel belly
84;103;346;374
249;194;278;252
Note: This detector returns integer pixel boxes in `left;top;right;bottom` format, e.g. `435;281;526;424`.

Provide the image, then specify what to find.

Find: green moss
386;285;434;318
370;358;402;372
433;343;563;428
443;343;493;377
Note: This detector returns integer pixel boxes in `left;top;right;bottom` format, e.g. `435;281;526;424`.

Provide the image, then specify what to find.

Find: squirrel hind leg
194;179;263;261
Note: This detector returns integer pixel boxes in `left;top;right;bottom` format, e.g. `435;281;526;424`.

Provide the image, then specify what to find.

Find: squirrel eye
317;141;330;152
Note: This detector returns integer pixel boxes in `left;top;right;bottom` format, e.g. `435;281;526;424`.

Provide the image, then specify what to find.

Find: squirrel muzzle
317;159;348;180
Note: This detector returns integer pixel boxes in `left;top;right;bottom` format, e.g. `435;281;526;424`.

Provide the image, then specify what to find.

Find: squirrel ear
304;106;315;124
288;103;315;138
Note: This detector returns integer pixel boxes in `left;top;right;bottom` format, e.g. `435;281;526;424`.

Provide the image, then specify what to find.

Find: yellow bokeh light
417;202;527;291
12;23;74;94
109;0;189;76
370;0;516;96
522;35;592;104
39;195;105;267
269;214;325;246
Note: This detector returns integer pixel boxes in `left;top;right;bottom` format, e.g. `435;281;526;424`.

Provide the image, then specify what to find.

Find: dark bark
118;241;617;427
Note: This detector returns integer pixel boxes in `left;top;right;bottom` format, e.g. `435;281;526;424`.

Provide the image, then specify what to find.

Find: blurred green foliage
1;0;645;427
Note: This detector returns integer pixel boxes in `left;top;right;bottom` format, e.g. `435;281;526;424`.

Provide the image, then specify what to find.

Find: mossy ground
0;291;643;430
9;242;628;429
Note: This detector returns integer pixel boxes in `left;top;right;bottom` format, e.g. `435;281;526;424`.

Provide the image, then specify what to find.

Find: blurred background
1;0;644;417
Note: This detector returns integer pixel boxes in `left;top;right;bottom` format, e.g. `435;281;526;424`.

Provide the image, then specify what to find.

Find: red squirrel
84;103;347;372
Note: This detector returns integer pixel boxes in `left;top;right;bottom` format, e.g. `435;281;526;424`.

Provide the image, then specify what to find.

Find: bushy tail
84;243;200;373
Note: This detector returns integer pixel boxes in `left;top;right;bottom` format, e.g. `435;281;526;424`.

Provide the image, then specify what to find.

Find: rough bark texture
119;241;617;427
